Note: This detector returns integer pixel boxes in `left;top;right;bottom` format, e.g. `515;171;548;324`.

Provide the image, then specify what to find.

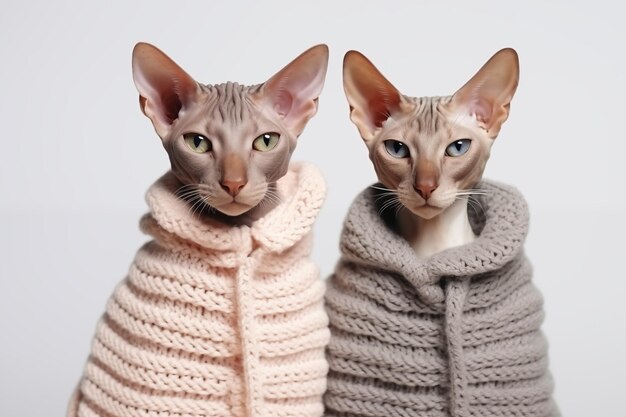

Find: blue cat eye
384;140;409;158
445;139;471;157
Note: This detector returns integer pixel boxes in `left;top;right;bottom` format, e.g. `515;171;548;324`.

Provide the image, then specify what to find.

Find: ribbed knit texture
68;162;330;417
323;180;559;417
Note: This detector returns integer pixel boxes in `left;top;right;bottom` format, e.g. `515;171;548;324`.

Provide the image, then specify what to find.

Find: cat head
343;49;519;219
132;42;328;219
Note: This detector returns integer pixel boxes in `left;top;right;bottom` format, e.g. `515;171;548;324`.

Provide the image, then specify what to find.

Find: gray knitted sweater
323;180;559;417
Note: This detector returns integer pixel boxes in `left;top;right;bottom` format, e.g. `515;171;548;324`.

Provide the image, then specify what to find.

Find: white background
1;1;625;416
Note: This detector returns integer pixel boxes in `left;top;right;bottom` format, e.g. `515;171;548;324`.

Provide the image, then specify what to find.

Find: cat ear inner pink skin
450;48;519;138
342;50;414;142
132;42;201;138
253;44;329;138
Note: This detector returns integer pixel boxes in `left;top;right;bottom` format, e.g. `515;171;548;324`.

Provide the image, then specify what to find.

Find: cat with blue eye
323;49;560;417
385;138;471;159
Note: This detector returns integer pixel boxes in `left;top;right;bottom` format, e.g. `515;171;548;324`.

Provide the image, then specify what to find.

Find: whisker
174;183;197;194
378;196;402;216
188;196;203;220
259;193;280;208
467;195;486;216
262;188;281;203
437;189;490;201
177;190;200;202
394;201;407;218
369;184;394;192
453;192;489;197
459;189;491;196
193;196;208;219
374;192;398;203
199;195;216;214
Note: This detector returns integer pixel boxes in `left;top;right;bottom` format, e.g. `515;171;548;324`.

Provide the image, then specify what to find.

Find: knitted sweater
323;180;559;417
68;163;330;417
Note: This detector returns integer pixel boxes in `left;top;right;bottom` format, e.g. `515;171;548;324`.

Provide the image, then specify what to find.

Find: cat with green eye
183;132;280;155
68;43;331;417
132;42;329;223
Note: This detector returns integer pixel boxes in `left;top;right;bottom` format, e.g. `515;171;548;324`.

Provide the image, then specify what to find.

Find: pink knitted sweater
68;163;329;417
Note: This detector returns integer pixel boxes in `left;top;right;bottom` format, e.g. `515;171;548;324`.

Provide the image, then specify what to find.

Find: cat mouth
226;200;251;208
416;202;442;210
409;202;445;219
215;200;253;216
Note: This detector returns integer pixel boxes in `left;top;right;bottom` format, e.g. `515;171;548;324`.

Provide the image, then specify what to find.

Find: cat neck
397;197;476;260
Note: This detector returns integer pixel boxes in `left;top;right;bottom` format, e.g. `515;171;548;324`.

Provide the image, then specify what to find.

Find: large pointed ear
450;48;519;138
253;44;329;137
132;42;200;138
343;51;408;142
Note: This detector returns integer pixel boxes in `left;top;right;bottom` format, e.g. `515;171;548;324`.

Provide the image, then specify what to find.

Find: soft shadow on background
1;1;624;416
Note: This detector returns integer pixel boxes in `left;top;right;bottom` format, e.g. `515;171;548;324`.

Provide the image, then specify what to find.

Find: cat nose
413;182;438;200
220;178;246;197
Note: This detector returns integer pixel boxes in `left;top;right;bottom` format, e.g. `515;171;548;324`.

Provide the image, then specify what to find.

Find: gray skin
342;48;519;221
342;48;519;259
344;48;519;257
132;42;329;225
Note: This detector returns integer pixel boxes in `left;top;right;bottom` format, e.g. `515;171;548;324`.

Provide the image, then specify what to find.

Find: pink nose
220;179;246;197
414;182;438;200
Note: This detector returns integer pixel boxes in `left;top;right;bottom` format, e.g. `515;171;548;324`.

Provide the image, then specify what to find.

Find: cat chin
407;204;445;220
215;202;254;217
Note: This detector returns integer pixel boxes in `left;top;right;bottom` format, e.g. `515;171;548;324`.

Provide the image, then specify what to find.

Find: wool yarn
323;180;559;417
68;162;329;417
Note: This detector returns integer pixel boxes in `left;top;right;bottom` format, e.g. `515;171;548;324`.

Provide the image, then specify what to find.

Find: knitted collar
144;162;326;254
339;180;529;304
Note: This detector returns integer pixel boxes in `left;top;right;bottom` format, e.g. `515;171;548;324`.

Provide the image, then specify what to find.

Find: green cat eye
384;140;409;158
253;132;280;152
445;139;471;157
183;133;212;153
